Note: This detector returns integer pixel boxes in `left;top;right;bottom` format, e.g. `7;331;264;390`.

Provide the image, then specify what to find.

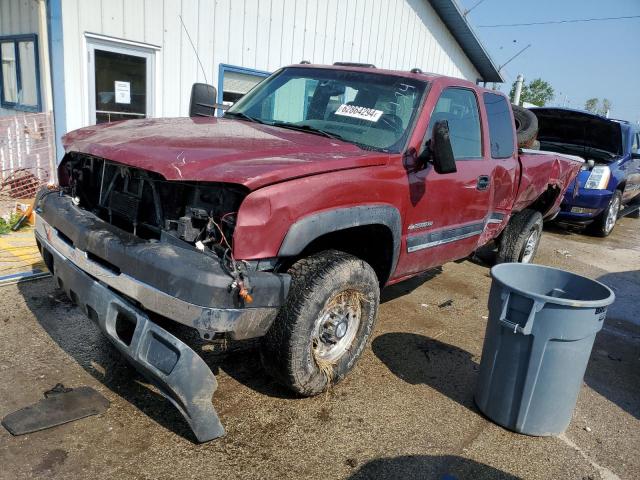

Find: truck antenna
178;15;208;85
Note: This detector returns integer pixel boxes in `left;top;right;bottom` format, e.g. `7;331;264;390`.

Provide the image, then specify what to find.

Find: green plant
0;212;24;234
510;78;555;106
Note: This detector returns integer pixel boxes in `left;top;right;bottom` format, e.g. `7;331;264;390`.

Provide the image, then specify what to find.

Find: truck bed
514;150;584;216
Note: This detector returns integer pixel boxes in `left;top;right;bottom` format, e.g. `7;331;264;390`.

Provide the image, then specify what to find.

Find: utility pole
513;74;524;105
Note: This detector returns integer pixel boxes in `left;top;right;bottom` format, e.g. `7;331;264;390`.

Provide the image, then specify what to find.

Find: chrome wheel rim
313;291;362;363
605;196;620;233
521;229;539;263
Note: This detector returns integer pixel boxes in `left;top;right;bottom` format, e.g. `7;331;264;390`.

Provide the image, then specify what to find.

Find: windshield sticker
335;104;384;122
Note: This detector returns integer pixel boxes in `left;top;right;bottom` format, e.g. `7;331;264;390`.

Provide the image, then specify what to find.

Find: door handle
477;175;490;191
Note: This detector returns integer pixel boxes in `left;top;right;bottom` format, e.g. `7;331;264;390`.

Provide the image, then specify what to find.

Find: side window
0;35;41;112
483;93;515;158
632;132;639;154
427;88;482;160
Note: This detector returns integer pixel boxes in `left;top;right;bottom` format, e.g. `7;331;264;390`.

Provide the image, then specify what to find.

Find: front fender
232;166;407;271
278;205;402;274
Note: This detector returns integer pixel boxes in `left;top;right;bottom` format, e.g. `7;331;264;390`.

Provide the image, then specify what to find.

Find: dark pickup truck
35;64;582;441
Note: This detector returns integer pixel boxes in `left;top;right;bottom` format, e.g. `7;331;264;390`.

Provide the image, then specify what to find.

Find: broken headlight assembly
59;153;248;258
584;165;611;190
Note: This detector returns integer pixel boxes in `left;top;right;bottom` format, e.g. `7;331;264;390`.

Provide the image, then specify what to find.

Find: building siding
57;0;480;132
0;0;39;36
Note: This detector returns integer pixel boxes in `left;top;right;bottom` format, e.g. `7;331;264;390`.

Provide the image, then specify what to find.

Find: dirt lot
1;218;638;480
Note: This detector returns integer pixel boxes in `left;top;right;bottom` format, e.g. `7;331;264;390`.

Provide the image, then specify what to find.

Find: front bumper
34;192;292;442
37;227;225;441
35;193;290;340
556;188;613;224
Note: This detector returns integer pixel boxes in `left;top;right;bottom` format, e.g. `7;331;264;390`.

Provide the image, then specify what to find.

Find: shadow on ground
597;270;639;327
381;267;443;303
372;332;479;412
347;454;520;479
17;280;295;443
16;264;461;442
584;270;640;420
542;221;579;237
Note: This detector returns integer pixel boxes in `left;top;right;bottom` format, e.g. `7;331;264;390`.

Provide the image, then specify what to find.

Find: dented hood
62;117;389;190
532;108;623;157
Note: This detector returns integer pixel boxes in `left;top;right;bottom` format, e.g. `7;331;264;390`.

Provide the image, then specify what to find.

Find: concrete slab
0;227;46;278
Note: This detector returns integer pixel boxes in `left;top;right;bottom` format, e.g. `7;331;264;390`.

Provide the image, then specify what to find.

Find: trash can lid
491;263;615;308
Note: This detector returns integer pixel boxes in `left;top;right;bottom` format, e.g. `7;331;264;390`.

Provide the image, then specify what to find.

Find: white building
1;0;501;165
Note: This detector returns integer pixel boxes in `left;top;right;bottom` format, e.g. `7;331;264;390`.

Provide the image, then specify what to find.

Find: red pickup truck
35;64;581;441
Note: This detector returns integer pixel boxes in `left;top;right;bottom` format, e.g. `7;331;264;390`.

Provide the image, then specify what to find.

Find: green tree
584;98;599;113
509;78;555;106
583;98;613;116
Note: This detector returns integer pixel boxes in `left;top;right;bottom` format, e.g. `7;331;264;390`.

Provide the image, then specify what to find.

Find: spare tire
512;104;538;148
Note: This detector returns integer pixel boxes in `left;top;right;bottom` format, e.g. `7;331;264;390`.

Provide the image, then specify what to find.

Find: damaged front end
35;153;291;442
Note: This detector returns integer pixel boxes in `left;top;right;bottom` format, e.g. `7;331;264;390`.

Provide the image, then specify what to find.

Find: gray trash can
475;263;615;436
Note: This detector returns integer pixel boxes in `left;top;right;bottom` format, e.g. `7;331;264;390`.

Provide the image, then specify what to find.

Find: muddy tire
588;191;621;237
497;209;543;264
260;250;380;396
513;104;538;148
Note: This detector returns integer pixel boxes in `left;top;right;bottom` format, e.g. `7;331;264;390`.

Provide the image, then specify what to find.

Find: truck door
398;87;495;275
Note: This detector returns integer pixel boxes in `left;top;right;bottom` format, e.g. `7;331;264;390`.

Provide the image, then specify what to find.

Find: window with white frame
0;34;41;112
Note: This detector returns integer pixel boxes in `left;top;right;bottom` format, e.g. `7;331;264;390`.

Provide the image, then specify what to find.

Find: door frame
84;33;159;125
216;63;270;116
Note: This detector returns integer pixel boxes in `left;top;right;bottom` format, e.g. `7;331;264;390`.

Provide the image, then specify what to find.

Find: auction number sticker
335;104;383;122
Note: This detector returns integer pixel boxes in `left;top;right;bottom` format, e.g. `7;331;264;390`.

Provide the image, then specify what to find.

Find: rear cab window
483;93;515;158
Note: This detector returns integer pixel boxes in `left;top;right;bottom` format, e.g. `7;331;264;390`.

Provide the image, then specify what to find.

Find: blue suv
532;108;640;236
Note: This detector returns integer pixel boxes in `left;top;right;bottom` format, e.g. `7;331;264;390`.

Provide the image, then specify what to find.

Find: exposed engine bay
532;107;622;164
59;153;247;258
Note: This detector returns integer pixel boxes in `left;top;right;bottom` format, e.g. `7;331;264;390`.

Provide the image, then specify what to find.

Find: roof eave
427;0;503;83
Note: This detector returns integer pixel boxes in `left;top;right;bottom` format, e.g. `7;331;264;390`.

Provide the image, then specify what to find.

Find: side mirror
189;83;218;117
430;120;457;174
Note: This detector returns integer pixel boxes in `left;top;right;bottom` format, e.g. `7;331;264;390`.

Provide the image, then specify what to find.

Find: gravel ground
0;217;638;480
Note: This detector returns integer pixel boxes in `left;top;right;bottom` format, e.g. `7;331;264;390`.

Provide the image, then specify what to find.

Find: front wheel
589;191;621;237
260;250;380;396
497;209;543;264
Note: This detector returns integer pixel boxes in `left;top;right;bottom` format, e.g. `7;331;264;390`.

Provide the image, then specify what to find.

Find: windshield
226;67;428;153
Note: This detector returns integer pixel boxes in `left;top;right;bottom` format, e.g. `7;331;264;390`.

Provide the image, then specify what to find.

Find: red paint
62;117;385;190
62;71;581;285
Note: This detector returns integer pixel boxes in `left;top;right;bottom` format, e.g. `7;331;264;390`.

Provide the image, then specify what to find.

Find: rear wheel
260;250;380;396
588;191;621;237
497;209;543;264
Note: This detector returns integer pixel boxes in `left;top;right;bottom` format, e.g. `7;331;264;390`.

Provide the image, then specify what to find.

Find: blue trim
216;63;270;117
0;34;43;112
47;0;67;163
